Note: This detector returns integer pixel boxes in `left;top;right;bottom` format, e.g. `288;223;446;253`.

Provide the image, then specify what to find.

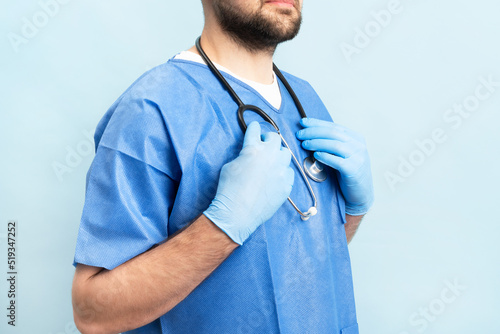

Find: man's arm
73;121;294;334
72;214;238;334
345;214;363;244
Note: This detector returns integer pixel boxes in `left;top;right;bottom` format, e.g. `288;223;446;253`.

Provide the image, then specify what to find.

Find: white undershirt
174;51;282;110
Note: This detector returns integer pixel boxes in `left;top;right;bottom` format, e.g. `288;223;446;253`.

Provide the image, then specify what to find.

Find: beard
212;1;302;54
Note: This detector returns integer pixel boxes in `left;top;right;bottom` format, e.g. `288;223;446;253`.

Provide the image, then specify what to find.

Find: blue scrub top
73;56;359;334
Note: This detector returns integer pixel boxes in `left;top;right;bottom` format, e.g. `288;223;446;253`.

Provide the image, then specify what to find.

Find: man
72;0;374;333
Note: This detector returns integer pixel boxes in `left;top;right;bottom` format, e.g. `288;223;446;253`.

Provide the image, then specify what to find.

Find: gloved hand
296;118;374;216
204;121;295;245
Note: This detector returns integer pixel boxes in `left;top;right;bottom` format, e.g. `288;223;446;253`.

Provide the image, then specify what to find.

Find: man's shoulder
120;58;207;100
280;69;309;85
279;70;309;86
278;69;323;101
100;58;213;127
279;69;318;95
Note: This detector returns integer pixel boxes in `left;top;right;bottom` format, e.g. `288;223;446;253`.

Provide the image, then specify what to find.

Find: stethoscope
195;37;327;221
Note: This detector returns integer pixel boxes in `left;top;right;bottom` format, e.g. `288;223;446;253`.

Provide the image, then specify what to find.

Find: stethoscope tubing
195;36;318;220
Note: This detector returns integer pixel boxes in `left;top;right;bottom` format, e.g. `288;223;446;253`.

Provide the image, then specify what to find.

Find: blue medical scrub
73;56;359;334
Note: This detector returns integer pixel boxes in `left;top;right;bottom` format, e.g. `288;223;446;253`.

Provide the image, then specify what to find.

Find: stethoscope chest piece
303;157;327;182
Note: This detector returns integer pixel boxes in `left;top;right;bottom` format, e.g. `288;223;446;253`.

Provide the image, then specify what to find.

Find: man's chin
262;4;299;16
260;9;301;30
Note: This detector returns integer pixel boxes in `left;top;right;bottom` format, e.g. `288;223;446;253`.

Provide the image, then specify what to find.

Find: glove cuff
203;202;246;246
345;198;374;216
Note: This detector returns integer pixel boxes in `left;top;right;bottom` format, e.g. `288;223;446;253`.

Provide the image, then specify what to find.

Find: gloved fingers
296;126;351;142
300;118;351;133
299;117;333;128
325;122;366;143
242;121;262;149
298;118;365;143
313;151;346;173
277;147;292;166
300;119;374;216
332;124;366;143
275;166;294;198
261;131;282;151
301;139;350;158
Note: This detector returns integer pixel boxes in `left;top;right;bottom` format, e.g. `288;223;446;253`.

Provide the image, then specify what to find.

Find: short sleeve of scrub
73;94;180;271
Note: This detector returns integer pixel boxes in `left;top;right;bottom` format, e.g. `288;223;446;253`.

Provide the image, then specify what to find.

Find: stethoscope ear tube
273;64;307;119
237;104;280;133
195;37;244;107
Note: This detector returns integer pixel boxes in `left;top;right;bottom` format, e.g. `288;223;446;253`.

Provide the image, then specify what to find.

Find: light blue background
1;0;499;333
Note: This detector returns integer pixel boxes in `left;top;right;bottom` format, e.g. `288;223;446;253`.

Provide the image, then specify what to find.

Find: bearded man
71;1;373;333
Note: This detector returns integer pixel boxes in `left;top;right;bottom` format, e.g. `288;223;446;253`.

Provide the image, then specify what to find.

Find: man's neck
188;27;275;85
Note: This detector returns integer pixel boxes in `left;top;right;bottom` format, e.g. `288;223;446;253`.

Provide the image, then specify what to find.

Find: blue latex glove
296;118;374;216
204;121;295;245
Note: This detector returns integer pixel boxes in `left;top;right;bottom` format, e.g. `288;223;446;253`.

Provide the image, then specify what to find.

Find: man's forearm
345;214;363;244
72;214;238;334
